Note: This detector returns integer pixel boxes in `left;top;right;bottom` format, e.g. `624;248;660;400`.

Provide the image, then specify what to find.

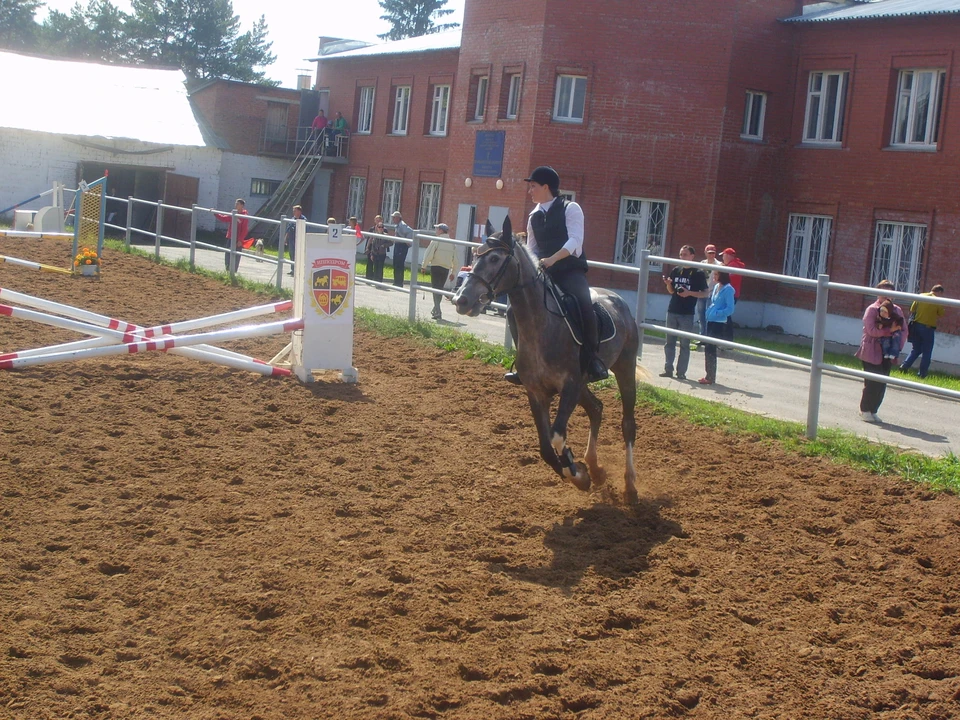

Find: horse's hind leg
612;359;639;505
527;392;565;477
578;386;607;487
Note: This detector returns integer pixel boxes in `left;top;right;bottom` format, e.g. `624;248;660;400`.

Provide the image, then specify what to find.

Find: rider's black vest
530;198;588;274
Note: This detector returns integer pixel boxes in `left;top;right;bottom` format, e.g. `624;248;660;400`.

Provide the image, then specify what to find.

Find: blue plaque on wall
473;131;505;177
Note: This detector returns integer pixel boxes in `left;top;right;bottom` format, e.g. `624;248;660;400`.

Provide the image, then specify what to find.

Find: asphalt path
144;244;959;458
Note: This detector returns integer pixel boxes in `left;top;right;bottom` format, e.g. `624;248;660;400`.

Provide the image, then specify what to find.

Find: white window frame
347;176;366;223
784;214;832;279
506;73;522;119
871;222;927;294
891;69;945;148
803;71;847;144
430;84;451;136
741;90;767;139
357;86;375;134
381;179;402;219
614;197;669;270
553;74;587;123
558;190;576;203
417;182;442;230
392;85;411;135
473;76;488;121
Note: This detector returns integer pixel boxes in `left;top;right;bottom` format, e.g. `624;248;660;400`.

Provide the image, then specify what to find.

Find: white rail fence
100;194;960;440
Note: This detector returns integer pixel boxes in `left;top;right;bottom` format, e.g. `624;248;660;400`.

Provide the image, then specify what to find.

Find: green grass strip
104;238;960;490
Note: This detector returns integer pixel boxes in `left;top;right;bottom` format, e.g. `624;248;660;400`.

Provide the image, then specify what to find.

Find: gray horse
454;217;641;504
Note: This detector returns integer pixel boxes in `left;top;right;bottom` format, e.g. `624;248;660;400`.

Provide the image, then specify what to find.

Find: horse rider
504;165;609;385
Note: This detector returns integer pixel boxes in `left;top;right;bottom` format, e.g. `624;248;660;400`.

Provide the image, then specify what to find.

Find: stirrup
504;371;523;386
586;358;608;383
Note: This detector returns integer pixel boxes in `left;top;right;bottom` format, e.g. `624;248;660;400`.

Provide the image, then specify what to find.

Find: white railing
101;193;959;440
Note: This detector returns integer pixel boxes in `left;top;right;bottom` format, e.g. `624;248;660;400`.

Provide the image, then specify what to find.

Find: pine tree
0;0;43;50
378;0;459;42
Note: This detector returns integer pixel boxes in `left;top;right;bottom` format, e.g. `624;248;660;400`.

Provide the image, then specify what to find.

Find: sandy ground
1;238;959;719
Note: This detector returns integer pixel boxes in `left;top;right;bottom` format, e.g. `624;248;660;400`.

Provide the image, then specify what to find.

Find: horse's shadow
503;494;683;591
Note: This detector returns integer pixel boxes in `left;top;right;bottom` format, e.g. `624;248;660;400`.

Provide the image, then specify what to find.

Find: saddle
541;273;616;347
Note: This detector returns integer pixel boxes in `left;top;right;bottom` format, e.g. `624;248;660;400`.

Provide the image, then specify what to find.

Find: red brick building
315;0;959;353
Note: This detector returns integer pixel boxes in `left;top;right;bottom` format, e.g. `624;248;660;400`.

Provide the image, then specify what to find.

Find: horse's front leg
578;386;607;487
550;381;591;491
526;392;564;477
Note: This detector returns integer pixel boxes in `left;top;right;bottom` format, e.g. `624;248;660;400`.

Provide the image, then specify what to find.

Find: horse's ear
502;216;513;245
484;219;495;238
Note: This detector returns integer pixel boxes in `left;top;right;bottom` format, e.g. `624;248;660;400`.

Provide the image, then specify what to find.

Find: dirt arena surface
2;238;960;719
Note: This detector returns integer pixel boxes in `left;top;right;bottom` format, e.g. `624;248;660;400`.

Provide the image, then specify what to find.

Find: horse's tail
635;360;652;384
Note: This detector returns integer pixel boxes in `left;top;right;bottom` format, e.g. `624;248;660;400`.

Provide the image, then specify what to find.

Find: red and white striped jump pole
0;289;292;361
0;318;303;374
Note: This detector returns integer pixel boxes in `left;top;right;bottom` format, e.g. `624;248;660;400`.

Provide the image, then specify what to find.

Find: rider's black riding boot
503;307;523;385
580;303;608;382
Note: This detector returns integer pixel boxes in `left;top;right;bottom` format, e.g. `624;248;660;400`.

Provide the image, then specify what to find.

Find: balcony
258;123;349;163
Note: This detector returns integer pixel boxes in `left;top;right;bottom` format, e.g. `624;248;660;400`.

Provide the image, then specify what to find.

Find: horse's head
453;216;519;317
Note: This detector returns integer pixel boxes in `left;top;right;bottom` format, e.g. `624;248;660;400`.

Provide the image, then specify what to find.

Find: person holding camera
660;245;708;380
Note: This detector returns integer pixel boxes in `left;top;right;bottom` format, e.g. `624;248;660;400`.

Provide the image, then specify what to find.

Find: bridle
468;236;526;302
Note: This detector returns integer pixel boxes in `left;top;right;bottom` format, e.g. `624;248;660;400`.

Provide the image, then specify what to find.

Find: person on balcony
310;110;330;152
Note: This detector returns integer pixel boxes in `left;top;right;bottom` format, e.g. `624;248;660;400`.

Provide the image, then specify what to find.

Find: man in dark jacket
504;166;607;384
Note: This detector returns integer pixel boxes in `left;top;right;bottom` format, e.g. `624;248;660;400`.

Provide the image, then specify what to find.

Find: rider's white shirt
526;198;585;258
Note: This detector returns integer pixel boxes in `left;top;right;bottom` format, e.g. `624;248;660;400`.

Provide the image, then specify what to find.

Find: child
876;300;903;360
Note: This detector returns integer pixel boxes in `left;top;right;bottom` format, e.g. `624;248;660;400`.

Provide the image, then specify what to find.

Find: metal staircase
250;139;326;242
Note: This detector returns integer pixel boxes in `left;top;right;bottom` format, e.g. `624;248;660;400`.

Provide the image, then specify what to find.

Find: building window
381;179;402;219
473;76;488;121
392;86;411;135
250;178;280;196
357;86;375;134
741;90;766;139
784;214;832;279
615;197;669;267
871;222;926;293
347;176;366;223
506;73;521;119
429;85;450;136
891;69;945;147
553;75;586;122
558;190;576;203
417;182;442;230
803;71;847;143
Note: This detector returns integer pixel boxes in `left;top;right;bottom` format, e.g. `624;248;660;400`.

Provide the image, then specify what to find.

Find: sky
39;0;467;87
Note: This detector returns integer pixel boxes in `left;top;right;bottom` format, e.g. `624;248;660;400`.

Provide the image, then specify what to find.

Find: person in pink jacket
854;279;906;423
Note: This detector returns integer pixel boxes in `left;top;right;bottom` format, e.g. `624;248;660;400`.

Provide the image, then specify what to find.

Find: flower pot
80;265;98;276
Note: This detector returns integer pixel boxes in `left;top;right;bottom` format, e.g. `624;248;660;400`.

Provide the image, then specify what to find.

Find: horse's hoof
625;487;639;505
589;466;608;487
567;463;591;491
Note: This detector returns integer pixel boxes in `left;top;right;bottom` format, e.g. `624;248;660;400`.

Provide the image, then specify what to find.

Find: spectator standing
333;111;350;152
696;244;722;340
720;247;745;342
284;205;306;276
899;284;946;379
855;279;906;423
391;211;414;287
310;110;330;149
699;270;736;386
366;215;389;284
421;223;458;320
214;198;250;272
660;245;708;380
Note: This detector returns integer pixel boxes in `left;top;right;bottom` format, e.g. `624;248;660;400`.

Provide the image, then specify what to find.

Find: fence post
154;199;163;260
806;273;830;440
125;196;133;250
277;215;287;292
635;249;650;360
228;211;238;280
407;235;420;323
189;204;198;270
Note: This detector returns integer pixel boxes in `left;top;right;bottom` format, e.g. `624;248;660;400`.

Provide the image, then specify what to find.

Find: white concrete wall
216;153;294;217
0;128;222;230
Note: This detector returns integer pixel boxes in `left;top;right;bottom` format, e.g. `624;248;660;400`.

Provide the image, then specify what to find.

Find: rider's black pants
551;267;599;354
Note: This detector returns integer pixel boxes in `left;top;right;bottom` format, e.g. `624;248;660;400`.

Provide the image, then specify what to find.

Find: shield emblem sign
312;267;350;316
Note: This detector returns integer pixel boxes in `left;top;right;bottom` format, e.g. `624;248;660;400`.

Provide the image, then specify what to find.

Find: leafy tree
378;0;458;41
0;0;43;50
39;1;131;62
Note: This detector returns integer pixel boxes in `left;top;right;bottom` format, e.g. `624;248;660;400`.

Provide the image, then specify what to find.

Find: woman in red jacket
215;198;251;272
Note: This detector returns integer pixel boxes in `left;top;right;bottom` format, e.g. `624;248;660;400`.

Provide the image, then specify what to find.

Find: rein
470;240;538;301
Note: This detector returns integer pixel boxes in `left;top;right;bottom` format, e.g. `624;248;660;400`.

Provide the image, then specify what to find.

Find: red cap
704;244;717;253
721;247;737;256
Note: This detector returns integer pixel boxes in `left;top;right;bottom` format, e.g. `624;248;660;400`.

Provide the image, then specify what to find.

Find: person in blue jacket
699;270;736;385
